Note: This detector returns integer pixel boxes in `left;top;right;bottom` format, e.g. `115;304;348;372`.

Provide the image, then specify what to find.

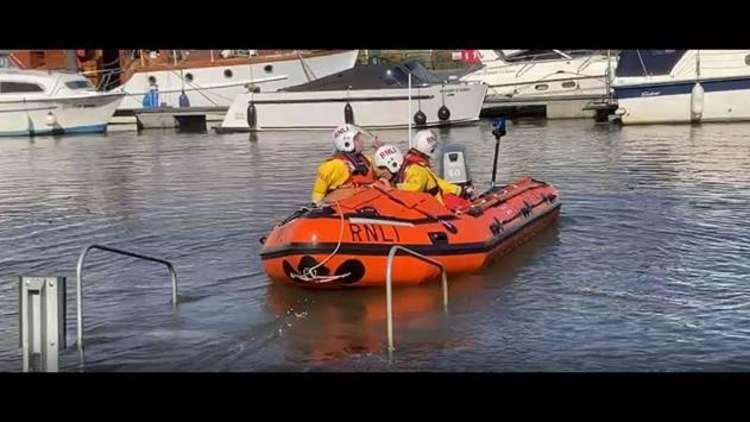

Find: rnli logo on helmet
378;146;398;159
333;126;351;139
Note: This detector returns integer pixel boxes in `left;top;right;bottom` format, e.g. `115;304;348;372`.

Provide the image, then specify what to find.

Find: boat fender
438;105;451;121
414;110;427;126
147;84;159;110
179;91;191;108
247;102;257;128
344;102;355;124
45;112;57;126
691;82;704;122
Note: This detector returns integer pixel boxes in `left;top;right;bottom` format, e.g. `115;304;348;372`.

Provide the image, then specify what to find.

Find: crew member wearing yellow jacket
396;130;466;205
311;124;377;204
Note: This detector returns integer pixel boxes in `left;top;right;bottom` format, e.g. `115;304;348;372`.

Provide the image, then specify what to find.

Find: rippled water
1;119;749;372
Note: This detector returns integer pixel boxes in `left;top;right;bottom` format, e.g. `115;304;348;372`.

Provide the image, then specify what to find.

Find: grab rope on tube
290;201;351;284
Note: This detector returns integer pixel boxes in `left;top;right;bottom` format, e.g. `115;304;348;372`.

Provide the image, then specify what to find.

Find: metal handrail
385;245;448;360
75;244;178;356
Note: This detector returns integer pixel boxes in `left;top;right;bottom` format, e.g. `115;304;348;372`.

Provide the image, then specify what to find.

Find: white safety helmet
374;144;404;174
413;129;439;159
332;124;362;153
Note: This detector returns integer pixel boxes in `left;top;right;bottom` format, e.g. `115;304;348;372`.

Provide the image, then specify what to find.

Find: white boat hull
115;50;360;110
616;84;750;125
219;83;488;131
479;75;609;105
613;50;750;125
462;51;612;99
0;93;124;136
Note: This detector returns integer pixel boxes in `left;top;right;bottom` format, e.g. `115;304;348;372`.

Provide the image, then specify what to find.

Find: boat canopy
283;60;444;92
497;50;598;63
615;50;687;77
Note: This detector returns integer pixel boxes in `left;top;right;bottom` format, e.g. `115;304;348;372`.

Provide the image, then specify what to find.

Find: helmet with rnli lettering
373;144;404;173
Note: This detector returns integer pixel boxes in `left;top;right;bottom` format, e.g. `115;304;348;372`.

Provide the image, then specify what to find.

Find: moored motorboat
219;60;487;131
459;50;616;119
0;69;124;136
612;50;750;124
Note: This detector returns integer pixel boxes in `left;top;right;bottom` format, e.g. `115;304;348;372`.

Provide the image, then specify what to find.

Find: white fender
45;112;57;126
691;82;705;119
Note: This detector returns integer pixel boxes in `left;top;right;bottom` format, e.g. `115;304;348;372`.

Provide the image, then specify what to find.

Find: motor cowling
439;143;472;187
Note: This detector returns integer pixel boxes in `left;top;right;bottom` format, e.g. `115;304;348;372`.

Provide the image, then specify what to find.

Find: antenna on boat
490;117;507;189
606;49;613;103
695;50;701;79
408;71;413;149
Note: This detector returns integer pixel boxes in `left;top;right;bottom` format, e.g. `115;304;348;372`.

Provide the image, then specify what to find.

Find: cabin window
264;65;273;73
65;80;92;90
224;69;233;78
561;81;577;88
745;55;750;65
0;82;44;93
535;83;549;91
185;73;194;83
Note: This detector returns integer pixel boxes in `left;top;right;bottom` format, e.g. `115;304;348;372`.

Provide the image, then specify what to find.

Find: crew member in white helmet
396;129;471;205
311;124;377;204
372;143;405;183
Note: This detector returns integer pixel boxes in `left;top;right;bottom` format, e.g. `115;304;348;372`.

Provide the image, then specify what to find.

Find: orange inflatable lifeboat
260;177;561;288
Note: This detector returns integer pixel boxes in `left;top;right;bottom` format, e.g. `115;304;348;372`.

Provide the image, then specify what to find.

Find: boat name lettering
348;223;400;243
441;88;470;93
640;91;661;97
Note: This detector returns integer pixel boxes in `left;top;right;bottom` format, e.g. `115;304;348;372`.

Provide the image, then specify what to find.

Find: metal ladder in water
75;244;179;365
384;245;449;361
18;243;179;371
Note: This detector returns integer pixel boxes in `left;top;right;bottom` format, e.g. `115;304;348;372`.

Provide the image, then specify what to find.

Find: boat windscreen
401;60;442;84
615;50;687;77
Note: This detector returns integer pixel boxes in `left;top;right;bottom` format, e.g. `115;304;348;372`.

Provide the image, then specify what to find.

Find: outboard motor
440;143;472;188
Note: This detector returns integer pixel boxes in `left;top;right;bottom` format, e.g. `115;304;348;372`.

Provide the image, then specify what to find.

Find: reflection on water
1;119;750;371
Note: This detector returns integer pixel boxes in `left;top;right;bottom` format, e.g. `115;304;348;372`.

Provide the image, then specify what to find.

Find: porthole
148;75;156;85
264;65;273;73
185;73;194;83
562;81;577;88
745;54;750;65
224;69;233;78
535;84;549;91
